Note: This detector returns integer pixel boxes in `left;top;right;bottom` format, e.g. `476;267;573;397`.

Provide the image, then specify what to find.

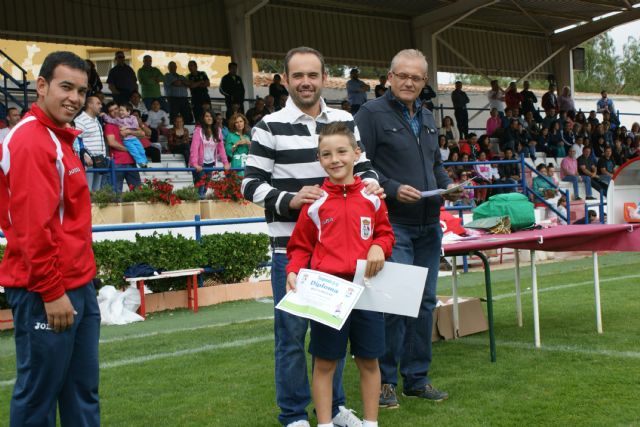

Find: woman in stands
473;151;492;204
439;115;460;145
438;135;450;162
549;121;565;157
168;114;190;167
224;112;251;175
190;110;230;198
486;107;502;137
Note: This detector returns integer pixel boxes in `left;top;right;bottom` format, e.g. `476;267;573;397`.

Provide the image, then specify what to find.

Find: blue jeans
562;175;592;198
5;282;101;427
85;168;108;192
271;252;346;425
115;163;142;195
379;222;443;392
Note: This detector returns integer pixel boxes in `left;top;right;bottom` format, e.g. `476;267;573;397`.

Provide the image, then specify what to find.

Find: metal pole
452;256;459;338
473;251;496;362
514;249;523;327
195;214;204;288
593;251;603;333
531;250;541;348
565;189;571;224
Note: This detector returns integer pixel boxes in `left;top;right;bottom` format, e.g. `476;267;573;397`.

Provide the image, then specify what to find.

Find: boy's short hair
318;122;358;150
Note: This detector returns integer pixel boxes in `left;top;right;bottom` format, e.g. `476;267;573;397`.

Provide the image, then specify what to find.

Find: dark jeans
271;252;346;425
5;283;100;427
115;163;142;194
454;108;469;138
379;222;443;391
145;146;161;163
170;143;190;167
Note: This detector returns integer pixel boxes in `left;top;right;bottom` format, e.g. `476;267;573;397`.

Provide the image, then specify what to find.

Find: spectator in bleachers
268;74;288;110
556;196;568;225
220;62;245;118
532;164;556;200
340;100;351;113
245;98;270;127
496;148;520;194
597;146;615;190
486;107;501;136
278;93;288;110
629;122;640;138
0;107;20;144
561;121;575;147
536;126;551;153
224;112;251;174
501;107;514;129
613;137;631;165
541;84;558;116
375;75;387;98
596;90;615;115
75;96;108;191
190;110;230;198
574;122;588;141
587;110;600;127
602;109;619;128
523;111;540;139
460;132;481;159
129;90;148;119
561;147;591;200
574;209;597;224
438;135;450;162
131;109;161;163
572;135;585;158
473;150;492;203
592;135;609;160
615;125;628;142
558;86;576;118
501;118;519;153
164;61;194;124
460;152;474;174
85;59;102;96
167;114;190;167
574;111;587;127
214;112;228;139
478;134;492;157
264;95;276;114
630;136;640;158
104;101;143;195
346;68;370;114
107;51;137;105
146;99;170;146
487;80;505;115
102;103;148;167
542;107;557;130
517;123;536;161
505;82;522;111
447;151;464;177
451;80;469;138
453;171;475;207
419;83;437;111
549;121;566;157
546;163;559;186
187;60;211;123
137;55;165;111
439;115;459;145
590;123;606;148
520;80;540;122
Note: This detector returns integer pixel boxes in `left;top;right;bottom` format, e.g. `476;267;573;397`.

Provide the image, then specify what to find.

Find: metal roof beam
551;9;640;48
413;0;498;29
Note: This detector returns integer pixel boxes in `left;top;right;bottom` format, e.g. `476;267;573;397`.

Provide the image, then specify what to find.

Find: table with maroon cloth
441;224;640;362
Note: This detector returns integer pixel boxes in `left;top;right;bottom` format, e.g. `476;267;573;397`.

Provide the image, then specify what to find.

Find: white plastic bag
98;285;144;326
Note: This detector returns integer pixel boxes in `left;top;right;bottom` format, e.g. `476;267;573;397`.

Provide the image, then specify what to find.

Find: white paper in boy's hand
353;260;428;317
420;177;476;198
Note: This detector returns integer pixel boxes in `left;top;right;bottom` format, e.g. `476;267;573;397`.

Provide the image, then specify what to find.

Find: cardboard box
432;296;488;342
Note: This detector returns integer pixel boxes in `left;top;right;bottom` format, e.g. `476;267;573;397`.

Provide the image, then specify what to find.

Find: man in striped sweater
242;46;380;427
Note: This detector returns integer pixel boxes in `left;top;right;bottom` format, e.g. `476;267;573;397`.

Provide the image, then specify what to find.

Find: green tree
574;33;620;93
619;35;640;95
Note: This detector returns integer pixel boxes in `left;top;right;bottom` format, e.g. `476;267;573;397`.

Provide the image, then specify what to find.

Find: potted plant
197;171;264;219
91;185;124;224
120;179;200;223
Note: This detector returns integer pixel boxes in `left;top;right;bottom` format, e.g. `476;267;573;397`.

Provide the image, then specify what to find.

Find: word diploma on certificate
276;269;365;330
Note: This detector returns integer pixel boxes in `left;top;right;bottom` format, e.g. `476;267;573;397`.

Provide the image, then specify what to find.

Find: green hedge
0;232;271;302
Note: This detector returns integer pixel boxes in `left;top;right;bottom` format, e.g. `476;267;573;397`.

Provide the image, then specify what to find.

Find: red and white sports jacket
286;177;395;278
0;104;96;302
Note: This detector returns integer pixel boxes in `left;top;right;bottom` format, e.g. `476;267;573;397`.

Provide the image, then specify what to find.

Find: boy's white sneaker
286;421;311;427
333;406;362;427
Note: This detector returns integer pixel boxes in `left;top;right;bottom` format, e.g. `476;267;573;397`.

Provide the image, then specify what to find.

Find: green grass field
1;252;639;426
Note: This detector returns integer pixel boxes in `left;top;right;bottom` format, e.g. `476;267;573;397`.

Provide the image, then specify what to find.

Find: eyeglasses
391;72;426;83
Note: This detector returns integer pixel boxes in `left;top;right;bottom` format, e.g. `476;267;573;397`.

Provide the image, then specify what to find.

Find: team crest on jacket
360;217;372;240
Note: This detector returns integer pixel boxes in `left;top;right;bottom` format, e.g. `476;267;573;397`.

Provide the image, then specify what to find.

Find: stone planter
91;204;124;224
0;309;13;331
199;200;264;219
121;201;200;223
144;280;272;314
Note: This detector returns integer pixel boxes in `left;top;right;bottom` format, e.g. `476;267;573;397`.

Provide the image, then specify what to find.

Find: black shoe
402;384;449;402
586;196;597;200
380;383;400;409
574;196;582;201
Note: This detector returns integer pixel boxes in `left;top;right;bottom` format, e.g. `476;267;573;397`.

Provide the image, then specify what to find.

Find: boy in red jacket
286;122;395;427
0;52;100;426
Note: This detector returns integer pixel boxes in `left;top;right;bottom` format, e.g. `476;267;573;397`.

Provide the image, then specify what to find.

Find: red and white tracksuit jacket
286;177;395;278
0;103;96;302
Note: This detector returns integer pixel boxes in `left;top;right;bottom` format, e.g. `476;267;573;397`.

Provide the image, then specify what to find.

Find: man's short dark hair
284;46;325;75
6;107;18;115
38;51;89;83
84;95;99;109
229;62;238;68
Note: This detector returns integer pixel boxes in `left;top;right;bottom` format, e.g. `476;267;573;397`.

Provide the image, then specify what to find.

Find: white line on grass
99;315;275;344
492;273;640;301
0;335;273;388
455;337;640;359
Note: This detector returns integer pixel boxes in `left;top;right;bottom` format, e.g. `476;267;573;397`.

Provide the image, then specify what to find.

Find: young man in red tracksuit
286;122;395;427
0;51;100;426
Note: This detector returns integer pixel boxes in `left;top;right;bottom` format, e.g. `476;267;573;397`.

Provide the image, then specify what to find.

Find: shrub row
0;232;271;308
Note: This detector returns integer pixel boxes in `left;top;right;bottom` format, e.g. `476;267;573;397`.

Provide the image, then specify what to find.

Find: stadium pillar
224;0;269;109
552;47;574;100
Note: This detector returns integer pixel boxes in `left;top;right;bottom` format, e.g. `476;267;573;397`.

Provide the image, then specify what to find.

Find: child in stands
286;122;395;427
102;103;148;167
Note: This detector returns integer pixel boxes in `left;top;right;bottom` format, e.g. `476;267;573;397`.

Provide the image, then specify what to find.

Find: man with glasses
107;51;138;105
355;49;460;410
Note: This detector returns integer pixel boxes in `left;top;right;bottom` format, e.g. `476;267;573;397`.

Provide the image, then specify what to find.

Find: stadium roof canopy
2;0;640;93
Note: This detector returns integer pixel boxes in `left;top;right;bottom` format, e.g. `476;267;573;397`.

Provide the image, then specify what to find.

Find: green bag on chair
472;193;535;231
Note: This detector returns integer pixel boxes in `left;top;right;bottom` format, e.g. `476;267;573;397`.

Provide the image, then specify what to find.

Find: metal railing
0;50;29;110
